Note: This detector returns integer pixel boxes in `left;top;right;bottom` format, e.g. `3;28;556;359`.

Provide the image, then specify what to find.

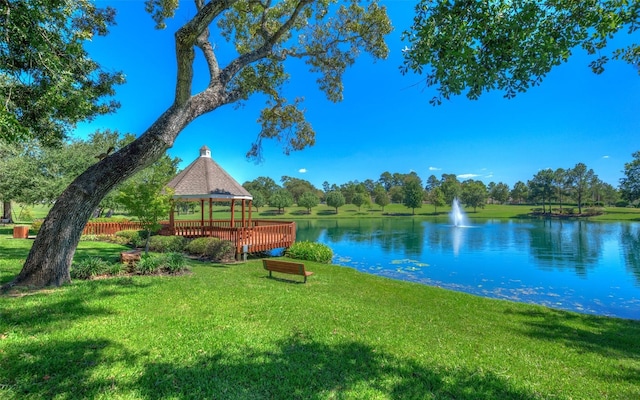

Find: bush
71;257;112;279
30;219;44;234
136;254;162;275
90;217;131;223
79;235;100;242
148;235;186;253
114;230;145;247
184;238;209;255
285;241;333;263
108;263;125;276
185;237;235;260
135;253;190;275
163;252;189;273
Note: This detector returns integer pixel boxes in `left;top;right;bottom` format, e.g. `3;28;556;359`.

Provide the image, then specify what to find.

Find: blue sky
79;1;640;189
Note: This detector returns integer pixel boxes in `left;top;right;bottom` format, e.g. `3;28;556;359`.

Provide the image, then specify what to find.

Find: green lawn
9;202;640;225
1;233;639;399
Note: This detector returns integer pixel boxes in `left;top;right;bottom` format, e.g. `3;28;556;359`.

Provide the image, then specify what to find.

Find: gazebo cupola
200;145;211;158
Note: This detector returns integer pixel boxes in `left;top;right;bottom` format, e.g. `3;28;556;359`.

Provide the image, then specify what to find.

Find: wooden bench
263;259;313;283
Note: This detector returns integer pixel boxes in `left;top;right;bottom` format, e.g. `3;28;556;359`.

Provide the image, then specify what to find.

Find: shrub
79;234;123;243
90;217;131;223
115;230;144;246
185;237;235;260
110;236;132;246
135;253;190;274
30;219;44;234
136;254;162;275
286;241;333;263
79;234;99;242
163;252;189;273
71;257;111;279
185;238;209;255
148;235;186;253
108;263;125;276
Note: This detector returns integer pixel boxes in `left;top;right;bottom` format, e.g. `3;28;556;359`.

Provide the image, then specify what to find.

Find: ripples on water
296;219;640;320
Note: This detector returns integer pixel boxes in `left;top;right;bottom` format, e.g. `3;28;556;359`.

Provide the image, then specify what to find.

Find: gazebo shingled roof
158;146;295;259
167;145;252;200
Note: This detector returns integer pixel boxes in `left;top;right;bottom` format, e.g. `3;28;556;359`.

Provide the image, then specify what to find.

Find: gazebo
166;145;253;232
163;145;295;258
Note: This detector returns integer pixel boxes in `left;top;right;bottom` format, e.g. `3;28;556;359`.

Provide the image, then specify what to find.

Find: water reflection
295;218;640;319
620;224;640;286
527;220;609;276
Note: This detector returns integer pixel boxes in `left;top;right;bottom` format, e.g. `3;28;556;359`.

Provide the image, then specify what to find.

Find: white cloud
457;173;480;179
602;155;610;159
298;168;307;173
428;166;442;171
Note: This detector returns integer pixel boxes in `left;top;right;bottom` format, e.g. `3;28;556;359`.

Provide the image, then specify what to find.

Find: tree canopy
402;0;640;104
326;190;345;213
620;151;640;205
1;0;123;144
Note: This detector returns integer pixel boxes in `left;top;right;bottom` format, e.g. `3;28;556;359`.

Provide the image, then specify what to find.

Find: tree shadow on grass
1;278;154;335
258;210;283;217
289;210;311;216
505;308;640;358
0;337;140;399
132;333;540;400
0;246;29;261
504;308;640;385
316;210;337;216
0;241;30;285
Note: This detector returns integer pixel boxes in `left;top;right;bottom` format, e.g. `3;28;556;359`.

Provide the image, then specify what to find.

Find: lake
295;218;640;320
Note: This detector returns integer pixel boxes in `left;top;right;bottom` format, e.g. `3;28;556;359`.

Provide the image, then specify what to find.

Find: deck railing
83;219;296;255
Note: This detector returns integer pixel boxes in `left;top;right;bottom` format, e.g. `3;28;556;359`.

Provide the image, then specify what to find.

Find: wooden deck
84;219;296;256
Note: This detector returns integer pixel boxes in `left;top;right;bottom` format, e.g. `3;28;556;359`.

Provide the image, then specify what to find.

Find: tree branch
174;0;238;105
218;0;312;87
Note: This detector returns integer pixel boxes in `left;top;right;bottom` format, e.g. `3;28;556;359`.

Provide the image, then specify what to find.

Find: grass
10;202;640;224
1;234;639;399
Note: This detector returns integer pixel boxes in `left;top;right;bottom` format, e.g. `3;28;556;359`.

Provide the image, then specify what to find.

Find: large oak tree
2;0;391;289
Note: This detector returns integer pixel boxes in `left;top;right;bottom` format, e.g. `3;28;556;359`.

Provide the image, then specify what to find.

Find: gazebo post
209;198;213;236
200;199;205;236
169;201;175;234
241;199;246;228
248;200;252;227
230;200;235;228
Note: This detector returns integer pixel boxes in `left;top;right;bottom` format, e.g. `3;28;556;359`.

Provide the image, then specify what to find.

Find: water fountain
450;197;468;227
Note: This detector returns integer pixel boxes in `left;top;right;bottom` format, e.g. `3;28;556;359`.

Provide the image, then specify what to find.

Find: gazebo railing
83;219;296;256
83;221;144;235
169;219;296;254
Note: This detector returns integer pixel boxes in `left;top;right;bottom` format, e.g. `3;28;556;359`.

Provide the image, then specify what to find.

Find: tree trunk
2;104;193;289
2;201;11;222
